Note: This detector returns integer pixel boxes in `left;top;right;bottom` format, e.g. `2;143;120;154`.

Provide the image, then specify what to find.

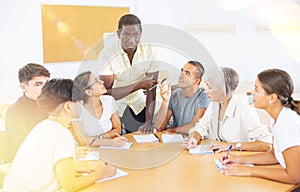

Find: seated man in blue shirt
154;61;209;135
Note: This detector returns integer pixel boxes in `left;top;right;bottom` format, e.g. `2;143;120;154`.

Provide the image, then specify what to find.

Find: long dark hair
258;69;300;115
73;71;92;104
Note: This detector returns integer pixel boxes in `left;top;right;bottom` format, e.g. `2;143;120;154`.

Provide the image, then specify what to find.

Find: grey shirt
168;88;210;127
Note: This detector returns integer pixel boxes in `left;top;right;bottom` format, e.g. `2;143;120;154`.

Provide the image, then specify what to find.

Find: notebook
189;144;214;155
76;151;99;161
161;134;184;143
133;134;159;143
214;160;255;170
214;160;226;170
99;142;133;150
96;168;128;183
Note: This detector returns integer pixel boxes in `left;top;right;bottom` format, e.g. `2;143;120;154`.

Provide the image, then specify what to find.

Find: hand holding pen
182;136;198;149
143;78;166;94
225;145;233;159
221;145;233;165
112;132;128;146
140;75;157;91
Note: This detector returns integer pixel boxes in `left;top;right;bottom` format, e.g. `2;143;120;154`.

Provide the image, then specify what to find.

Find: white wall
0;0;133;104
135;0;300;91
1;0;300;105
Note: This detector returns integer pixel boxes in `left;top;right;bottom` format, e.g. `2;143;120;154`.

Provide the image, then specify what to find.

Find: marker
225;145;233;159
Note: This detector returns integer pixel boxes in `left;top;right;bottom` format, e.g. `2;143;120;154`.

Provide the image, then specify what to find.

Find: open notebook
96;168;128;183
99;142;133;150
133;134;159;143
214;160;254;170
75;151;99;161
189;144;214;155
161;134;184;143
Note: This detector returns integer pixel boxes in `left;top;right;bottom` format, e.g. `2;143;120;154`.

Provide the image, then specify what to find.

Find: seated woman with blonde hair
72;71;127;147
221;69;300;184
184;67;272;152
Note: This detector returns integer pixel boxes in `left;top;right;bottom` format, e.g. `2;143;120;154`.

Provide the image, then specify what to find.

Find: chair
0;163;11;188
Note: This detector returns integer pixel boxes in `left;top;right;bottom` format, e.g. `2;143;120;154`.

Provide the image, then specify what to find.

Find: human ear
85;89;93;96
64;101;72;113
194;78;201;85
20;83;26;92
117;29;121;38
268;93;278;105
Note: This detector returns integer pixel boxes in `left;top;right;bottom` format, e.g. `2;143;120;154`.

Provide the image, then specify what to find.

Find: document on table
214;160;226;170
99;142;133;150
96;168;128;183
214;160;254;170
133;134;159;143
161;134;184;143
189;144;214;155
75;151;99;161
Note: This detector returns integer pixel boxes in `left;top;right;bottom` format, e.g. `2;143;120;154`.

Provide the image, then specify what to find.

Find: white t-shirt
80;95;118;136
272;107;300;168
3;119;75;192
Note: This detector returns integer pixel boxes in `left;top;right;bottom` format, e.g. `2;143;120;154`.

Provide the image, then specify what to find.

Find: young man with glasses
5;63;50;163
154;61;210;135
99;14;159;134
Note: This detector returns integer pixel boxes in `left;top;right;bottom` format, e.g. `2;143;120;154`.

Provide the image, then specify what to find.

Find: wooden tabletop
79;132;298;192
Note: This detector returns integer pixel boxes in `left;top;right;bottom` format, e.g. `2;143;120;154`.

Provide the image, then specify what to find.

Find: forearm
239;151;278;165
56;158;105;192
175;122;196;135
70;170;106;192
145;88;156;123
109;82;141;100
103;127;121;139
154;100;169;131
235;141;272;152
250;167;299;184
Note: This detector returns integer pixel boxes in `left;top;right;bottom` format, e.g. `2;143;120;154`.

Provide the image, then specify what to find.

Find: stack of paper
96;168;128;183
133;134;159;143
99;142;133;150
189;144;214;155
161;134;184;143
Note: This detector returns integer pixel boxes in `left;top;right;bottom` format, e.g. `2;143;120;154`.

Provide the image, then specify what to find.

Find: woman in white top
184;67;272;152
72;71;127;147
221;69;300;184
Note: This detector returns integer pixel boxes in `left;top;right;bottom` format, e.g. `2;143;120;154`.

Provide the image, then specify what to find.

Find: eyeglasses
84;77;101;90
120;32;141;41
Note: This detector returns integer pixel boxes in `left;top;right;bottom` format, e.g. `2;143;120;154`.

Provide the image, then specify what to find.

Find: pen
225;145;233;159
145;78;167;92
153;133;161;142
88;136;97;147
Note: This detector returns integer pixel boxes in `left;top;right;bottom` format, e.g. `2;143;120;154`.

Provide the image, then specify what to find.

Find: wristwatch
98;135;104;139
235;142;242;151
